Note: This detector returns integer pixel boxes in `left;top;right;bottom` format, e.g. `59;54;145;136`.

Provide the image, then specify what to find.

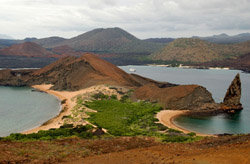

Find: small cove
0;86;60;137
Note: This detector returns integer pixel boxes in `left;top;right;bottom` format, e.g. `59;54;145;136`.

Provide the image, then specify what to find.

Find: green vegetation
151;38;250;63
84;93;202;142
86;99;162;136
0;124;97;141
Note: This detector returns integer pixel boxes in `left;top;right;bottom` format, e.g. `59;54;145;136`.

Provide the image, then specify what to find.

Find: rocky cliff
132;84;214;110
220;73;243;112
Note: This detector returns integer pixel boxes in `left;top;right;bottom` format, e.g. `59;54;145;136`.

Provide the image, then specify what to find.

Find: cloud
0;0;250;39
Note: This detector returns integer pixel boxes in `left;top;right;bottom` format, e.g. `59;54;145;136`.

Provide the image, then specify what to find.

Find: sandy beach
23;84;116;134
156;110;215;137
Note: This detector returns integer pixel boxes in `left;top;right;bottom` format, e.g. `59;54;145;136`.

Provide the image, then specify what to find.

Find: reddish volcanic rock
30;53;142;90
132;83;214;110
0;42;56;57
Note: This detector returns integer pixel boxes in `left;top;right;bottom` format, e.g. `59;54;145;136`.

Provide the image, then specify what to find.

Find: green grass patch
86;99;162;136
85;96;203;143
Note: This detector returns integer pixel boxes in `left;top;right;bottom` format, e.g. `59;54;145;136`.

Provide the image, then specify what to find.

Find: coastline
23;84;119;134
23;84;90;134
156;110;216;137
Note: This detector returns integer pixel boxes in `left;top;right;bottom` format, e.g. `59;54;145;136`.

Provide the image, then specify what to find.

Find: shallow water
0;87;60;137
120;66;250;134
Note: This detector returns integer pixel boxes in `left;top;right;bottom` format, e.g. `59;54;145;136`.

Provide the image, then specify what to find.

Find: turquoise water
120;66;250;134
0;87;60;137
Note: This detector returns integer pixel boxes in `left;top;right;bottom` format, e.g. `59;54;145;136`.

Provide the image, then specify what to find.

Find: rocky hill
32;27;165;54
151;38;250;63
31;54;142;90
0;42;55;58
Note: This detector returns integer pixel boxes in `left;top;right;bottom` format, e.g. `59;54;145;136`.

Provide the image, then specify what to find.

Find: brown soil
72;135;250;164
1;135;249;164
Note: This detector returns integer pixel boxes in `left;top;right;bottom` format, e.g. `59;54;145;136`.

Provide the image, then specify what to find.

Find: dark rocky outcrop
223;73;241;106
220;73;243;113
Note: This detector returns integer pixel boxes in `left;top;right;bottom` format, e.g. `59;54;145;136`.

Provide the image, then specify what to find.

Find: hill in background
151;38;250;63
1;28;250;68
0;42;60;68
193;33;250;44
0;42;55;58
33;27;165;55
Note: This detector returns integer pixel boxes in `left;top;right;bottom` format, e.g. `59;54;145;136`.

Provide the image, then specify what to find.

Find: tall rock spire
222;73;243;111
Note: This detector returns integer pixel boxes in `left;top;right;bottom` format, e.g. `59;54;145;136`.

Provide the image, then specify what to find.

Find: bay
120;66;250;134
0;87;60;137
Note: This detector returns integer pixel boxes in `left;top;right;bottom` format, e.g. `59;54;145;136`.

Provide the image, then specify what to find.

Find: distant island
0;27;250;72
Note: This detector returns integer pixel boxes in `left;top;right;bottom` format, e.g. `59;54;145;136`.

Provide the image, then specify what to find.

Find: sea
0;87;60;137
120;66;250;135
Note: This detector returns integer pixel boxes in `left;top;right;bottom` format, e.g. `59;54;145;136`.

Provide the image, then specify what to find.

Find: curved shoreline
23;84;72;134
156;110;216;137
23;84;93;134
22;84;116;134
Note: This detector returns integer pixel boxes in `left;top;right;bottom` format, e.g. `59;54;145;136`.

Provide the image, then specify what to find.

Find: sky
1;0;250;39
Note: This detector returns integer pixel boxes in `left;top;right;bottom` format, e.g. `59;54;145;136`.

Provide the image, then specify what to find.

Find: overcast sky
1;0;250;39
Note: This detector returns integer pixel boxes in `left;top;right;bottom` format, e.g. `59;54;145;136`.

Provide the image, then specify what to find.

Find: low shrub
3;124;95;141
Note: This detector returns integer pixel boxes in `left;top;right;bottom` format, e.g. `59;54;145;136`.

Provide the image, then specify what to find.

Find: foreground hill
151;38;250;63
